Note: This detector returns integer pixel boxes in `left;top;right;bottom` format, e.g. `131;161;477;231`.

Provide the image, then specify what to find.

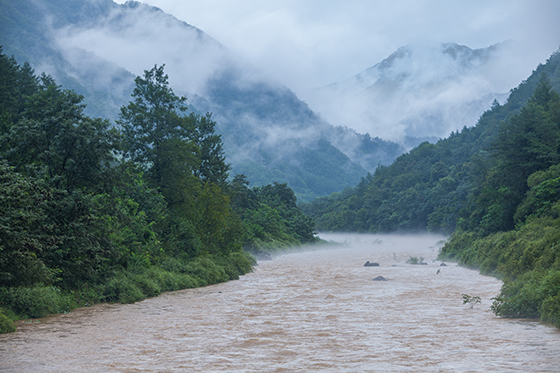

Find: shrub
0;286;75;318
0;309;16;333
102;276;144;304
131;274;161;298
185;256;229;286
406;256;424;265
491;270;545;318
214;251;254;280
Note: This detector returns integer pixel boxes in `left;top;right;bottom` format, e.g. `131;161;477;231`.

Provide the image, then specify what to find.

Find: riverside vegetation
0;50;316;332
303;49;560;328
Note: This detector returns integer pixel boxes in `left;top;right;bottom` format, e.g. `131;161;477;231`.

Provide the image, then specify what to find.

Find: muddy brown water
1;233;560;372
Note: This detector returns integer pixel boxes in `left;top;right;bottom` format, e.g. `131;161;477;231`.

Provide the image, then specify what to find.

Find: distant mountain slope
0;0;404;201
302;49;560;233
306;42;517;147
0;0;135;120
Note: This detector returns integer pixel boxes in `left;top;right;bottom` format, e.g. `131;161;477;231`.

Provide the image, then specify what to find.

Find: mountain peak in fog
306;41;518;146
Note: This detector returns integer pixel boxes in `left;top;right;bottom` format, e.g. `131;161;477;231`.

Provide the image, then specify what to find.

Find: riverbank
4;234;559;372
0;251;254;333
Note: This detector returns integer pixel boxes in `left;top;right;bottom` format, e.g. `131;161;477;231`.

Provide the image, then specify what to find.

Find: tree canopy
0;54;316;331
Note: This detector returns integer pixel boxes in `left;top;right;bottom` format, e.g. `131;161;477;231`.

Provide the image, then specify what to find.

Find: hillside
0;0;405;201
303;49;560;233
303;49;560;327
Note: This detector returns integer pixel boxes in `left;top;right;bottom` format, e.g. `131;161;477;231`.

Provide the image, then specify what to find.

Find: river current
1;233;560;372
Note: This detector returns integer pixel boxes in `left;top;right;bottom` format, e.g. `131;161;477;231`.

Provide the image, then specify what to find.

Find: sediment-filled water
1;233;559;372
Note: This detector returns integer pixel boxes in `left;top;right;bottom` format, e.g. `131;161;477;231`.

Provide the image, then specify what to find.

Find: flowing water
1;233;560;372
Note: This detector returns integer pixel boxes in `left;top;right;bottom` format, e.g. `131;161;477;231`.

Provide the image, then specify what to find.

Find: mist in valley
4;0;560;198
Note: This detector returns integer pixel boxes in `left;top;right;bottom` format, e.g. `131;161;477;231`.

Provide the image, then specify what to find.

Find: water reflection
1;233;559;372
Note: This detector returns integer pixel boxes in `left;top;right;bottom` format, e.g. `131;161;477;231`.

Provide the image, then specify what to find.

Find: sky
112;0;560;96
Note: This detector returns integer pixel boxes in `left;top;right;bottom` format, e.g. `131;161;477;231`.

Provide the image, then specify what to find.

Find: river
1;233;560;372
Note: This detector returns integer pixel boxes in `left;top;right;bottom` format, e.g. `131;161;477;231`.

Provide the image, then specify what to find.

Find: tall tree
3;75;116;191
118;64;197;188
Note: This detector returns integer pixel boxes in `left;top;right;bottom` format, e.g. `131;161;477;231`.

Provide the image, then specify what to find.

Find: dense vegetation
303;49;560;327
0;0;403;203
0;49;315;332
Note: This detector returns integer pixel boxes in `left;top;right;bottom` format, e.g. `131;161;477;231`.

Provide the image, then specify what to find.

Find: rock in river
372;276;388;281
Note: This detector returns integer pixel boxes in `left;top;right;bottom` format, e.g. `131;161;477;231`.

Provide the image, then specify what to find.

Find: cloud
113;0;560;98
51;0;560;144
304;41;525;143
53;2;234;96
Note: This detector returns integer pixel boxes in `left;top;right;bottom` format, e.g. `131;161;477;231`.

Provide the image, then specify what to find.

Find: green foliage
304;50;560;235
3;79;116;191
406;256;425;265
462;294;481;308
0;308;16;333
230;178;316;251
0;315;16;333
0;161;56;287
0;55;318;332
0;285;76;319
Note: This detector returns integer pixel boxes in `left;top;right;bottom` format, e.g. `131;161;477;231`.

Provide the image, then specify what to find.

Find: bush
103;276;145;304
541;295;560;327
491;270;545;319
0;309;16;333
0;285;76;318
214;251;254;280
131;274;161;298
406;256;425;265
539;270;560;326
185;256;229;287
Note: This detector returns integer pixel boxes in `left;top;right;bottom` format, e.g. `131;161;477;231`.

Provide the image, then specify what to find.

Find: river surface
1;233;560;372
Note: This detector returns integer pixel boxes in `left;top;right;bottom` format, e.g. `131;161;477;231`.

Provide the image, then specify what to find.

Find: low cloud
303;41;531;145
52;2;233;97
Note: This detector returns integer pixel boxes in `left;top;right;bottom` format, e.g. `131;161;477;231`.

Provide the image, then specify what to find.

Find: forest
303;49;560;327
0;49;316;332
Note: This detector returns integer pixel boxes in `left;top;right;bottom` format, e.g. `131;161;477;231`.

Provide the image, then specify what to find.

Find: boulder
372;276;388;281
440;262;447;266
364;261;380;267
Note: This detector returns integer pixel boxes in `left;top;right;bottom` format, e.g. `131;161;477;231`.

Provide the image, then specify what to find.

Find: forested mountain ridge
0;51;316;332
304;50;560;234
304;49;560;327
0;0;404;201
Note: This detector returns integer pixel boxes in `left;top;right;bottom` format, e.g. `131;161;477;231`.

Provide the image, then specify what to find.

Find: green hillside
303;49;560;327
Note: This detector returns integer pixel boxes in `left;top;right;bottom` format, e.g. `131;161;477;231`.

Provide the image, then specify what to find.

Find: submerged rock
372;276;388;281
364;261;380;267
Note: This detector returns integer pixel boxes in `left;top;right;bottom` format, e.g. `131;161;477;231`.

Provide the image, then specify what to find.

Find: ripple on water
1;233;560;372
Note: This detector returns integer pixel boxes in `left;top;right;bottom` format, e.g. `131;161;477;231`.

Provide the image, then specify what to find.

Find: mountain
305;42;518;148
303;49;560;329
0;0;404;201
302;48;560;233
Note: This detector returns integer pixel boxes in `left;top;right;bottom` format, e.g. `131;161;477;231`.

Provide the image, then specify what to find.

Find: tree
3;76;116;191
118;64;231;194
0;48;39;135
191;112;231;187
0;161;55;287
480;74;560;232
118;64;197;189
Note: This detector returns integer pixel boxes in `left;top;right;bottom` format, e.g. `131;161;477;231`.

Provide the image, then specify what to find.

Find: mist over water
2;233;560;372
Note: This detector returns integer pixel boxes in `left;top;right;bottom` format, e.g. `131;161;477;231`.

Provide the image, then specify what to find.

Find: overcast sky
113;0;560;95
